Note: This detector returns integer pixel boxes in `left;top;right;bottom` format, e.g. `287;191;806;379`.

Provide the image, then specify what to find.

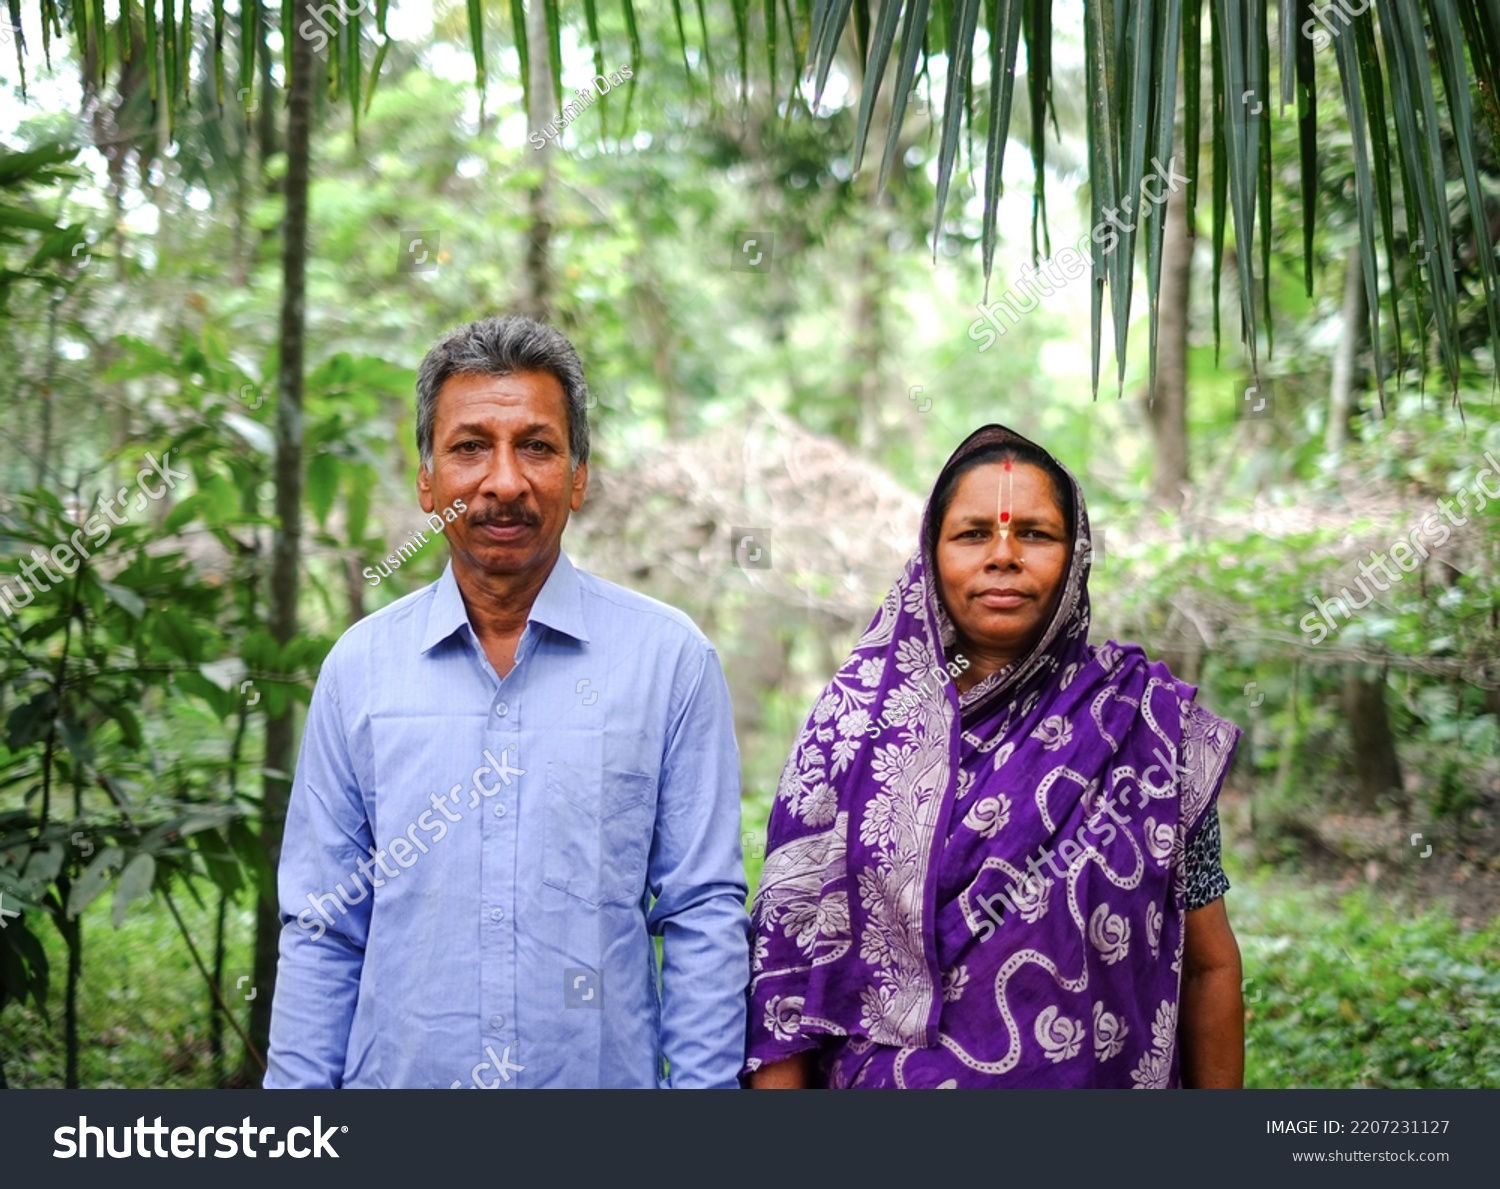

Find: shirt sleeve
1183;805;1230;910
264;656;373;1089
645;642;751;1089
1179;699;1239;912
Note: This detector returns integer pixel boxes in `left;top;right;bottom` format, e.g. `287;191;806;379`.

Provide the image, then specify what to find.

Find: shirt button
493;803;507;818
489;1014;505;1031
494;702;509;717
490;907;505;922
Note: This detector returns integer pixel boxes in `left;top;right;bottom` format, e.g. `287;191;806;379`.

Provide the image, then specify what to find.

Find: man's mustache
467;502;541;529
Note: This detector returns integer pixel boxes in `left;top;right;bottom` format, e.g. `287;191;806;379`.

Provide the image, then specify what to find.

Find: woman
745;425;1244;1088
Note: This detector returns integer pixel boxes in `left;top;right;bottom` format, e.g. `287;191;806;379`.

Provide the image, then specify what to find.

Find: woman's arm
748;1050;815;1089
1178;897;1244;1088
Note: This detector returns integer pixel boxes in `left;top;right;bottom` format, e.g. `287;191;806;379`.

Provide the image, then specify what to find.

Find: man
266;316;749;1088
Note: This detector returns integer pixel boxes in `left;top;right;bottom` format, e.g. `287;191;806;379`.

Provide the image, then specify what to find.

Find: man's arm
264;657;374;1089
1179;897;1244;1088
645;643;751;1089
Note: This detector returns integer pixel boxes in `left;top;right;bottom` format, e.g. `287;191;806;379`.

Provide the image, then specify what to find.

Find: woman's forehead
946;462;1063;513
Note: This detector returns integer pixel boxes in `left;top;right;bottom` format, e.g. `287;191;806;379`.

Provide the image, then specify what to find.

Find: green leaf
22;843;64;885
5;689;56;751
66;847;120;919
850;0;907;174
111;852;156;927
932;0;982;262
56;715;93;769
878;0;931;194
194;829;243;897
228;816;275;902
306;451;340;530
979;0;1025;289
467;0;487;114
97;578;145;618
152;606;205;664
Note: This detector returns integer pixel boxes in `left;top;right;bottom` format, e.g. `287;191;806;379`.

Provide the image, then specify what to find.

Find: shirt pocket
543;761;655;907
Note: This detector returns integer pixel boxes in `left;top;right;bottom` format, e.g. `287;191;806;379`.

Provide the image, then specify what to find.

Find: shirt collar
420;551;591;654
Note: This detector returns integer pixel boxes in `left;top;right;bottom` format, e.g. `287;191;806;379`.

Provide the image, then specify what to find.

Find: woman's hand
748;1051;815;1089
1179;897;1245;1088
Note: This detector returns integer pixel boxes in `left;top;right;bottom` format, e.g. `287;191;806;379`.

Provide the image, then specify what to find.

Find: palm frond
16;0;1500;396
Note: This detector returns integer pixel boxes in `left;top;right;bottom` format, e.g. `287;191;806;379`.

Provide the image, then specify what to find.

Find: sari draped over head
744;425;1241;1088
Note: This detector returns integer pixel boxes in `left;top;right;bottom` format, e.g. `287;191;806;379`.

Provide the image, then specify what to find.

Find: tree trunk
345;553;367;625
242;0;313;1084
35;290;62;488
1147;183;1191;505
1483;684;1500;723
844;220;886;452
633;268;683;438
1326;245;1366;454
520;0;555;321
256;2;280;185
1342;667;1403;810
55;878;82;1088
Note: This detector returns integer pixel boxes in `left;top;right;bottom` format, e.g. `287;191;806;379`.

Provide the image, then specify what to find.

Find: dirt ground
1219;785;1500;929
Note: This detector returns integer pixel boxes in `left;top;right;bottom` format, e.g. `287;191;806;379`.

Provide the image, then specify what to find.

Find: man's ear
417;463;436;514
569;460;588;512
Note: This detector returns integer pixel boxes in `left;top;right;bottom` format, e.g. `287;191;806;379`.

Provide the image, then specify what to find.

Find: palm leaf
1022;0;1054;261
1143;0;1181;398
851;0;906;174
25;0;1500;398
978;0;1024;292
878;0;931;192
931;0;982;259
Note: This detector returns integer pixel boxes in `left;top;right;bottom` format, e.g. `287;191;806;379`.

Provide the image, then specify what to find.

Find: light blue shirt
265;552;749;1089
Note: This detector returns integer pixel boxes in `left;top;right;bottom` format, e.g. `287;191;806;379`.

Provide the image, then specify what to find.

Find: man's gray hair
415;315;592;468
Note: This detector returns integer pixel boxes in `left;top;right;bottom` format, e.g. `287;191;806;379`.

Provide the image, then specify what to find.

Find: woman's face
934;461;1072;670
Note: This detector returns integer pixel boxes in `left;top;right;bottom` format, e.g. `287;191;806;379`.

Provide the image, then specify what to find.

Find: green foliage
0;889;256;1088
0;484;256;1027
4;0;1499;1093
1238;878;1500;1088
0;142;89;312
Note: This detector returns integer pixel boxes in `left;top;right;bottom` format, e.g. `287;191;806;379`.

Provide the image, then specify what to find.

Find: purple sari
744;426;1240;1088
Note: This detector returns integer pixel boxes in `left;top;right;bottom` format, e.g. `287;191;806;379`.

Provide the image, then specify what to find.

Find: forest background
1;0;1499;1089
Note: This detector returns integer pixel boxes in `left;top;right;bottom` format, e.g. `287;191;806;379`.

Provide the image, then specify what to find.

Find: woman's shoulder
1085;638;1188;691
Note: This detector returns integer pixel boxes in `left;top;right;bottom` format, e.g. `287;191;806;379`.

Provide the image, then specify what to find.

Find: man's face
418;370;587;584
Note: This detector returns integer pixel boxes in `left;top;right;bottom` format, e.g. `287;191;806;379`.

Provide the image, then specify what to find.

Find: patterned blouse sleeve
1179;700;1242;911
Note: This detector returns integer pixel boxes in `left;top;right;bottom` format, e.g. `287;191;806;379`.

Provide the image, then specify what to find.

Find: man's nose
479;445;528;503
